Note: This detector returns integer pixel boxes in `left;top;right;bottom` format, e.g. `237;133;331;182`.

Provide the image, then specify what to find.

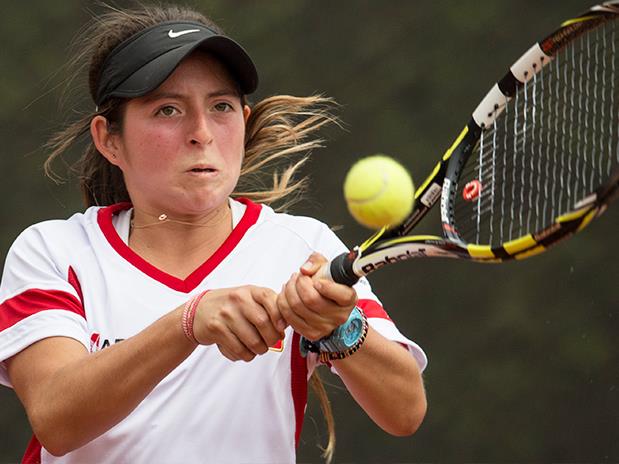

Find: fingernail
301;260;313;271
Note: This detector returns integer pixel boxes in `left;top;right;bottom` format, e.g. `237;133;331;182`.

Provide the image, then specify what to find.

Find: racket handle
317;251;360;286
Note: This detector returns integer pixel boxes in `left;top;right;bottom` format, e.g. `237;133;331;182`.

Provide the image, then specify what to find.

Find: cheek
121;124;180;168
223;122;247;158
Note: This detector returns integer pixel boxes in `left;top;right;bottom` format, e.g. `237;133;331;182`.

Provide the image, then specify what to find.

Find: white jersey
0;198;427;464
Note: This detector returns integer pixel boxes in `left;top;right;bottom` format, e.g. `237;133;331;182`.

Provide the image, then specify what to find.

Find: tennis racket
322;1;619;285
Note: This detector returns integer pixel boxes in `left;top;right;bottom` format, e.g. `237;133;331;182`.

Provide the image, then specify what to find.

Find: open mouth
189;168;216;173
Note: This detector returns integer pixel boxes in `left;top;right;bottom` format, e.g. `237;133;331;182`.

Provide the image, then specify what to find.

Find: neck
128;202;233;279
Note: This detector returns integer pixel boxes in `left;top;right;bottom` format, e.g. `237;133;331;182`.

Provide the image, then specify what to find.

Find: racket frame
324;2;619;285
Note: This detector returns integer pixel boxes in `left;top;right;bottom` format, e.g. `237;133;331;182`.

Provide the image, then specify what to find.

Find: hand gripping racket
323;1;619;285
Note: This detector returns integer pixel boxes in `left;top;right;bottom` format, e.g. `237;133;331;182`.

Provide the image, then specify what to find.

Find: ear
243;104;251;124
90;115;123;167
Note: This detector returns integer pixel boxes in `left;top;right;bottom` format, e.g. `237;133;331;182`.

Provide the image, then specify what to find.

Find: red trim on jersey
290;332;308;447
0;289;85;331
97;199;262;293
68;266;84;306
21;435;41;464
357;298;391;321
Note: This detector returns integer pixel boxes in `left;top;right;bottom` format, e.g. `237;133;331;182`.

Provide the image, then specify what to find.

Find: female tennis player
0;4;427;463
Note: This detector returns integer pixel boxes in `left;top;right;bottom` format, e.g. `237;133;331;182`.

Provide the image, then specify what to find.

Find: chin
182;191;232;214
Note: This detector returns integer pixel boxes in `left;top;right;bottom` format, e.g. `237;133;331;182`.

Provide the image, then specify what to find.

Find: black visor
95;21;258;106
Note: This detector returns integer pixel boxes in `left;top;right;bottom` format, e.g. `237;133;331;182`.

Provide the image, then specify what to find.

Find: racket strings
454;19;619;247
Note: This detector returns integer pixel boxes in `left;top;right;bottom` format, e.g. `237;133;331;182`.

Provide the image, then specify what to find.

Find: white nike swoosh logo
168;29;201;38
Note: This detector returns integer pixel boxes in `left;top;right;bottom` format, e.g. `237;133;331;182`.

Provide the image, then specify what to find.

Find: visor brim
105;36;258;101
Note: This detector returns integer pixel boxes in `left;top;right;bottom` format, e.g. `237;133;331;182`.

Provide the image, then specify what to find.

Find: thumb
300;252;327;276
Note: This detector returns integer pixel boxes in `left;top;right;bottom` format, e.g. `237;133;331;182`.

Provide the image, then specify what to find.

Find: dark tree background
1;1;617;462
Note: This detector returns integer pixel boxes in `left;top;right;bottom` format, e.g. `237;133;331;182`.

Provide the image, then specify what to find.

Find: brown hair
45;3;337;462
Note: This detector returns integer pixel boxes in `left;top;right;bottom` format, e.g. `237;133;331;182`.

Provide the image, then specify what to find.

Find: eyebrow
143;89;241;103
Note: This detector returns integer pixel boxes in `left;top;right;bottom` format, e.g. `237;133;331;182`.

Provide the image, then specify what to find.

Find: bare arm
330;327;426;435
6;286;282;456
7;306;194;456
277;254;427;435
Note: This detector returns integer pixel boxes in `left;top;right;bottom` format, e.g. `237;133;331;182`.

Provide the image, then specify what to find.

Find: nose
188;111;213;146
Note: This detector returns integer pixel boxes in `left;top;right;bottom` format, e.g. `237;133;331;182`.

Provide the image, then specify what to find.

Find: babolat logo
90;333;125;352
361;249;428;273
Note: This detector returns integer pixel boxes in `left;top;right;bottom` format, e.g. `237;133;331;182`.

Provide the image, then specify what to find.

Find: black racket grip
318;251;360;286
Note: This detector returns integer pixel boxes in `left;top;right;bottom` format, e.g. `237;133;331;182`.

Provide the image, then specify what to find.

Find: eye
156;105;179;117
213;102;234;112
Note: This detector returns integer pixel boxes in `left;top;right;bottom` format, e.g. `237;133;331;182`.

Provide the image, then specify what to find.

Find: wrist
181;290;208;345
300;306;369;362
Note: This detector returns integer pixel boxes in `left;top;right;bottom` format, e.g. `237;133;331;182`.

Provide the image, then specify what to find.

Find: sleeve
0;225;89;387
312;223;428;373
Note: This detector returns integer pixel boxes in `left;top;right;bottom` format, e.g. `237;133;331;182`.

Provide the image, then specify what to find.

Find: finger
217;344;239;362
277;281;314;336
295;274;328;313
230;315;270;356
286;273;323;321
243;304;284;349
251;287;287;335
300;252;328;276
217;344;256;363
216;329;257;362
283;273;304;310
298;274;352;337
288;275;338;340
314;279;358;307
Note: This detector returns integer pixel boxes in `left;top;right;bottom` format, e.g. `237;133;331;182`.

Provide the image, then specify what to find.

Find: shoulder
7;208;100;258
256;203;343;249
250;202;350;261
14;208;98;241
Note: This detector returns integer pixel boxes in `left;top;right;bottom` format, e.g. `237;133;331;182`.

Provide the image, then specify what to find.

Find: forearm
332;326;427;436
9;305;196;455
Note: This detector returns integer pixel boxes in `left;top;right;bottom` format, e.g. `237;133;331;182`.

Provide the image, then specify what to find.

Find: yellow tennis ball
344;155;415;229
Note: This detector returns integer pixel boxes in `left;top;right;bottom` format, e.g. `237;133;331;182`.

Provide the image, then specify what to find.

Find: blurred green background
1;1;618;462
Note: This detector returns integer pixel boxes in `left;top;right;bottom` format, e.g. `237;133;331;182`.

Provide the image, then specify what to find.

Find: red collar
97;199;261;293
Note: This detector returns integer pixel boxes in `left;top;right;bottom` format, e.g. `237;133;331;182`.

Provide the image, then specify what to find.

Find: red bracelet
182;290;208;344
